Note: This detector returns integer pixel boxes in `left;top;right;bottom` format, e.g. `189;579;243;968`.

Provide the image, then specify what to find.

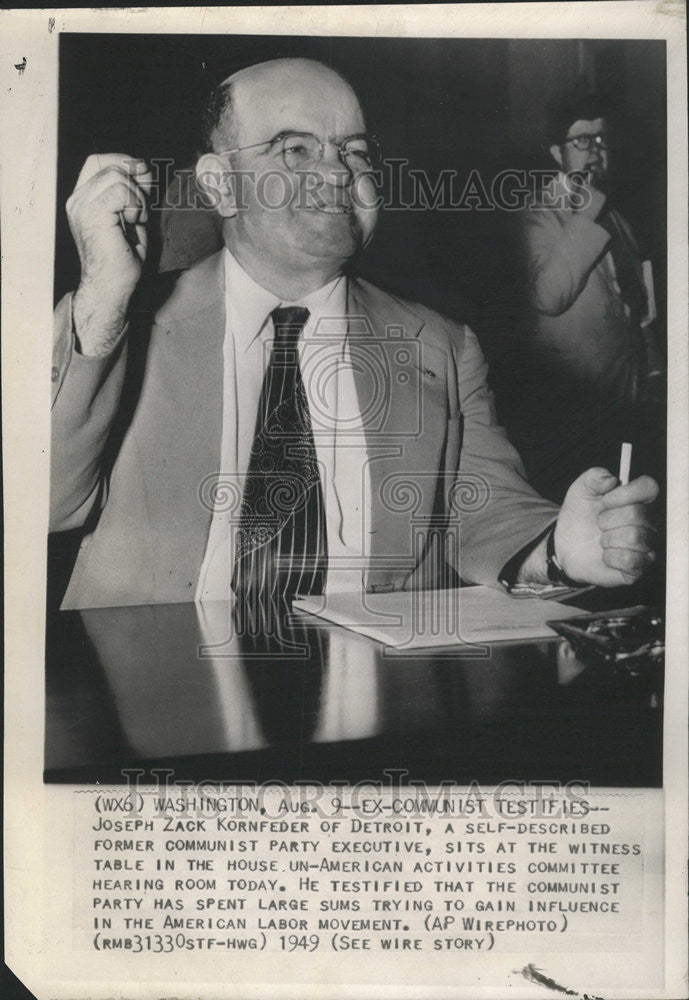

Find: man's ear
195;153;237;218
549;144;564;169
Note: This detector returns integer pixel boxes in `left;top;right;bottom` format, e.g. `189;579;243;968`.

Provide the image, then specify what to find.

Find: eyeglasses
562;133;609;152
222;131;381;174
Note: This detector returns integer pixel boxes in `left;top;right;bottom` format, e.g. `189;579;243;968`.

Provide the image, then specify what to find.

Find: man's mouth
307;194;351;214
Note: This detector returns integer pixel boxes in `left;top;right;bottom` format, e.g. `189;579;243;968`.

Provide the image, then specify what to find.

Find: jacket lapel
143;252;226;594
347;279;450;592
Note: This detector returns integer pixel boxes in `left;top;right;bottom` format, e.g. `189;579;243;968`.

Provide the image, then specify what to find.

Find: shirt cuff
498;522;554;590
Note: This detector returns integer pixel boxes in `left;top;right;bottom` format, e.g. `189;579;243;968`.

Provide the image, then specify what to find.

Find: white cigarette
619;442;632;485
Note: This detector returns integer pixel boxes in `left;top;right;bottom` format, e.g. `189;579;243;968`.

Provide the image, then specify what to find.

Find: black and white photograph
3;5;687;999
46;29;668;785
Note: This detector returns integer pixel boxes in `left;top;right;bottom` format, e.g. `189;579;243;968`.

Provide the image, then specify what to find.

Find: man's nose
319;142;354;185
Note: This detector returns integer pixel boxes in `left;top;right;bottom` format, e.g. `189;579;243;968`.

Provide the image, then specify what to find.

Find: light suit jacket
494;179;648;502
51;251;558;608
520;194;644;397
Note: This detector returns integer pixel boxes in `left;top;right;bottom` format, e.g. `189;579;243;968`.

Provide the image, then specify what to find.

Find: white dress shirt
195;248;371;602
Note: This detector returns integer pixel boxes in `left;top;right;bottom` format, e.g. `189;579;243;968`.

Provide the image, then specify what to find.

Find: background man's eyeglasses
223;131;381;174
562;133;609;152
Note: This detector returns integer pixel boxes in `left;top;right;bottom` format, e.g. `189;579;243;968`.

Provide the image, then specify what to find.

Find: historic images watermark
131;157;591;215
113;769;595;823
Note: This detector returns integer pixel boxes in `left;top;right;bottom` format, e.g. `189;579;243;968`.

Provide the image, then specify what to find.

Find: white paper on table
293;585;586;649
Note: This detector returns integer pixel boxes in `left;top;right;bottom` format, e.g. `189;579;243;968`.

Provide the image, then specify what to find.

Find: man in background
495;90;663;505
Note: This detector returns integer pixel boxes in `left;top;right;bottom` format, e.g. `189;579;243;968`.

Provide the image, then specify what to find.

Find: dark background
50;34;667;606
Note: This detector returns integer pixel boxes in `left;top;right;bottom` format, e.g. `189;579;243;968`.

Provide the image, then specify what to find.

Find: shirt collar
224;248;281;354
223;247;346;354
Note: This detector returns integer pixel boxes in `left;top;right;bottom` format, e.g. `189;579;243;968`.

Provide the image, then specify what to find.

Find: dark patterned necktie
232;306;327;605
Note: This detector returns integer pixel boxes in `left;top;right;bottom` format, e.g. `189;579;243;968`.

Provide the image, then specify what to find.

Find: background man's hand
568;171;607;221
554;468;659;587
67;154;152;356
